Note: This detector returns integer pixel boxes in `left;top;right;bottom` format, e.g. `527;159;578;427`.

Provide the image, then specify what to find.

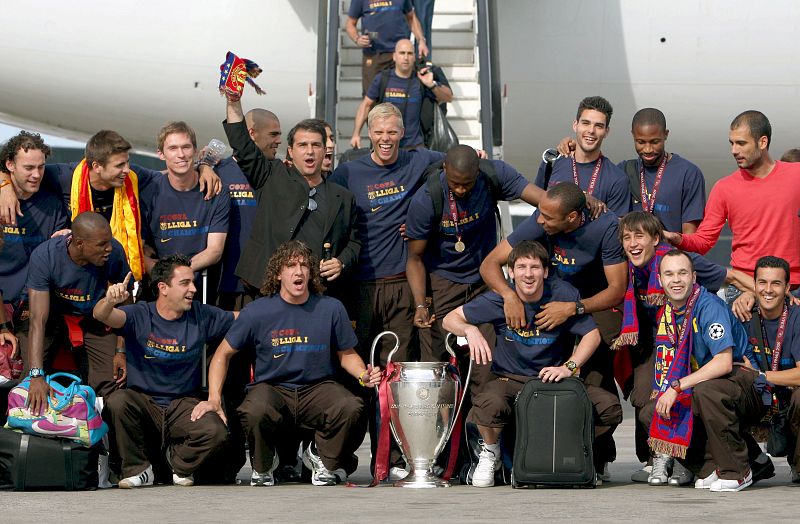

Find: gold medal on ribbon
455;240;466;253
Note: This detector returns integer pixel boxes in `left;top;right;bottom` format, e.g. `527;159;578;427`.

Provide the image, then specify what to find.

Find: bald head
245;109;282;159
72;211;111;239
393;39;415;75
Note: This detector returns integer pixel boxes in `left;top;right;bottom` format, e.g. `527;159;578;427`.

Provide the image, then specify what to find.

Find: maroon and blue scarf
648;284;702;458
612;242;673;350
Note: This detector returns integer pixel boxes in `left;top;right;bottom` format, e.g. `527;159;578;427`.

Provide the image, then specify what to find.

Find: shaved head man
245;109;282;160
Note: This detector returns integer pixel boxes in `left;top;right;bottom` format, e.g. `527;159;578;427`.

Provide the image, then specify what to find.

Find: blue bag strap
47;373;83;411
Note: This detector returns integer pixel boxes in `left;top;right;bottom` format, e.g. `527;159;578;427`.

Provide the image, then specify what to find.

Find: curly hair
260;240;325;296
0;131;51;174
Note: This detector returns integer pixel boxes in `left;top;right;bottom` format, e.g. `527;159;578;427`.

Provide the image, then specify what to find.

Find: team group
1;87;799;492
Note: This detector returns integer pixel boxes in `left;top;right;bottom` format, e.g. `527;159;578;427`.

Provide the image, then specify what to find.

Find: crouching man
94;255;236;488
192;240;381;487
638;249;763;492
443;240;622;488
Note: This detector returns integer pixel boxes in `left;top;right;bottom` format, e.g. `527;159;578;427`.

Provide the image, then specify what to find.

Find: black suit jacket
223;120;360;289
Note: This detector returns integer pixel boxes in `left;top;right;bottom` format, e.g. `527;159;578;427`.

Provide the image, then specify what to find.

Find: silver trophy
371;332;471;488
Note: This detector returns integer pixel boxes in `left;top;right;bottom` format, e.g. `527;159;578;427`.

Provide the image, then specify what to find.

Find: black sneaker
751;453;775;484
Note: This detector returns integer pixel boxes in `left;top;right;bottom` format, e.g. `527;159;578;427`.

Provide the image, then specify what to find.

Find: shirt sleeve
787;309;800;366
199;304;235;340
569;314;598;337
403;0;413;14
605;170;632;217
365;72;384;101
599;217;626;265
689;253;727;293
404;187;437;240
333;301;359;351
678;181;728;254
222;119;283;191
533;160;547;189
25;245;52;292
109;241;134;289
680;164;707;225
130;165;162;194
118;302;148;338
432;66;451;89
329;166;349;189
493;160;529;200
348;0;363;18
507;211;546;247
462;292;504;327
223;308;255;352
208;190;231;234
696;299;737;356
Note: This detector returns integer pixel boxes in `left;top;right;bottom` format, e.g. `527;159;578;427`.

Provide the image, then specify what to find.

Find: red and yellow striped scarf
69;159;145;281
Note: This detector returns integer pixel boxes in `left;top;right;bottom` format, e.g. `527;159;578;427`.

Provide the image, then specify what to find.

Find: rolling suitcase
511;377;595;488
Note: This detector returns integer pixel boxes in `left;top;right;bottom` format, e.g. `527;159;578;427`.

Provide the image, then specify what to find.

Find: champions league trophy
371;331;471;488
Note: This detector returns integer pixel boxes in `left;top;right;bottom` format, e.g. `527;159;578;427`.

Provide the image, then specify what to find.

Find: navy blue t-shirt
462;279;597;377
619;154;706;232
141;174;230;259
26;235;131;316
744;304;800;373
405;161;528;284
655;287;749;370
330;148;444;280
508;210;625;298
224;294;359;387
535;156;631;217
44;162;161;222
0;190;69;303
348;0;413;54
214;157;258;294
118;301;234;406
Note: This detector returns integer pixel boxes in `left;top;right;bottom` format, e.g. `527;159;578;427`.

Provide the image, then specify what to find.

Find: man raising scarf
614;212;753;484
638;249;764;493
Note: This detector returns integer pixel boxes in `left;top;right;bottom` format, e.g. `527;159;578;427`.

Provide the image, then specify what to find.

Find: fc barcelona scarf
612;242;673;350
69;159;145;281
219;51;265;101
648;284;701;458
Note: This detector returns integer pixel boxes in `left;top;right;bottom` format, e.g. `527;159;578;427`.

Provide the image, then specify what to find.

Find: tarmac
1;403;798;523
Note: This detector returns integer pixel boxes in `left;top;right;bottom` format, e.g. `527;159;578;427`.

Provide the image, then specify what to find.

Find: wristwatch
669;378;682;393
575;301;585;315
29;367;45;378
564;360;578;376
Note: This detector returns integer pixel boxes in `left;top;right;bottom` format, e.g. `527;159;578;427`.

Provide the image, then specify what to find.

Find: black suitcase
0;427;100;491
511;377;595;488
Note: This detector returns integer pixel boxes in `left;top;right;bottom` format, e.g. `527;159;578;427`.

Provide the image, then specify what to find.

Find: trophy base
394;472;450;488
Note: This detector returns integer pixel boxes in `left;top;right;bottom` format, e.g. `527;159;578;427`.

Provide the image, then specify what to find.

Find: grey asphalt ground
1;402;798;523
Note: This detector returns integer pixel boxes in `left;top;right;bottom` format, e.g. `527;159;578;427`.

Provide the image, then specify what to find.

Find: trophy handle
369;330;400;372
444;333;473;441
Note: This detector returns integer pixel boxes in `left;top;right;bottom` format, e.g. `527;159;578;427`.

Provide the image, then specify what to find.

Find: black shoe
751;454;775;484
273;464;302;483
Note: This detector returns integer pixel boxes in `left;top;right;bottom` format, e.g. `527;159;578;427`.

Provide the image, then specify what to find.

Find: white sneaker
118;465;154;489
631;465;652;483
172;473;194;487
251;453;280;486
694;470;719;489
302;443;346;486
600;462;611;483
390;466;410;481
648;454;673;486
709;470;752;492
472;441;500;488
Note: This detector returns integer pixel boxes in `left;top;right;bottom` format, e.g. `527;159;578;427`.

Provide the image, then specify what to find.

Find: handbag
5;372;108;446
428;102;460;153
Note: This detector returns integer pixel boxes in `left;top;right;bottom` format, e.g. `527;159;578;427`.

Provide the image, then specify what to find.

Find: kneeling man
639;249;763;492
193;240;381;487
444;240;621;487
94;255;235;488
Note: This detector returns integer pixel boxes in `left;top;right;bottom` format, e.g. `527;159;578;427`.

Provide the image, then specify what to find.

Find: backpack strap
542;158;555;190
424;160;446;221
750;311;771;373
376;69;391;105
623;159;641;208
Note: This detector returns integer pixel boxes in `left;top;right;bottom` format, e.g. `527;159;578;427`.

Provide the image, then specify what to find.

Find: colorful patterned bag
5;372;108;446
